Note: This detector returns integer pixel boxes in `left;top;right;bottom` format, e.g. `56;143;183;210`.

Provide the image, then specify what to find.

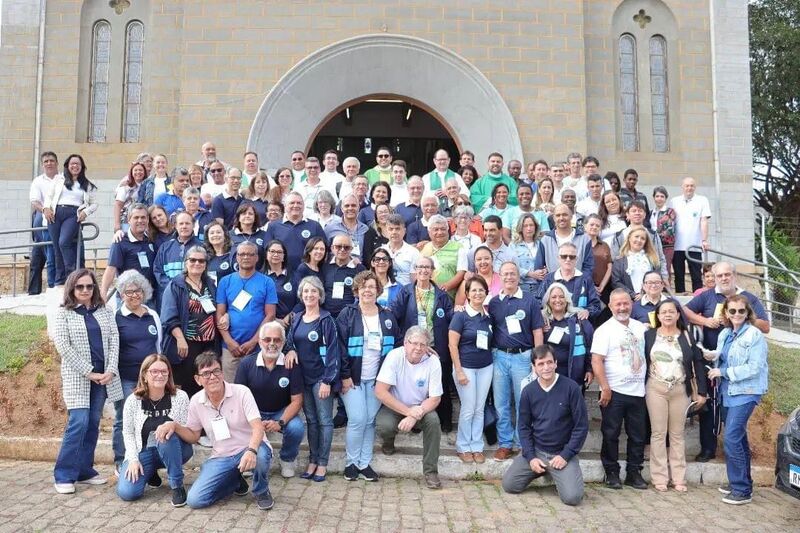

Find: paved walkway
1;460;797;532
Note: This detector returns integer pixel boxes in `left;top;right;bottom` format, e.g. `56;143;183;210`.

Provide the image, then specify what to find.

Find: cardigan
160;273;218;364
53;306;123;409
122;389;190;463
43;175;98;221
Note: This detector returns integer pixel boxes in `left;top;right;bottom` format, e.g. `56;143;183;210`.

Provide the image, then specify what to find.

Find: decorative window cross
633;9;652;29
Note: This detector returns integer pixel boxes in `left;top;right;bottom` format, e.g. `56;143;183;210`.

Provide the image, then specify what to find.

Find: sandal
654;484;668;492
674;484;688;493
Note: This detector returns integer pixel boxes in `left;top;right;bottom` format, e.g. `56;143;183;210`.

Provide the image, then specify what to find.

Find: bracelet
246;447;257;455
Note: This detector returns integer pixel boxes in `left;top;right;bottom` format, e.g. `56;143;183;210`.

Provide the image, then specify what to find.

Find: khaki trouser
645;379;690;486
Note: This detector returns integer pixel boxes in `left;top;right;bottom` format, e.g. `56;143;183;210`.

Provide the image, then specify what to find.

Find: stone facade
0;0;754;258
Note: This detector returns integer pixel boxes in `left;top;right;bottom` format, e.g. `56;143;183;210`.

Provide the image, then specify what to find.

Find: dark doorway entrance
309;100;459;177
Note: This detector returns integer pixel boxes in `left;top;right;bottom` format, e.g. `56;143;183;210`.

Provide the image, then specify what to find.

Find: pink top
187;382;271;458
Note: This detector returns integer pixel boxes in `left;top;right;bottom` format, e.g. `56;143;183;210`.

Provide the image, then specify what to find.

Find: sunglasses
377;154;391;158
187;257;207;264
75;284;94;291
210;168;224;173
727;308;748;316
372;256;390;263
333;244;352;251
261;336;283;343
559;254;577;261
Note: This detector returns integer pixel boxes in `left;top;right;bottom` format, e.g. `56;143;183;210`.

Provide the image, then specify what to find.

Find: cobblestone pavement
1;460;798;533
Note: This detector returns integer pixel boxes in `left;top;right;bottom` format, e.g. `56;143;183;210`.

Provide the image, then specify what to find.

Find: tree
750;0;800;239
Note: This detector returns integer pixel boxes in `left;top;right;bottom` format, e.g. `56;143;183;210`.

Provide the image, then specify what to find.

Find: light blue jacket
715;324;769;397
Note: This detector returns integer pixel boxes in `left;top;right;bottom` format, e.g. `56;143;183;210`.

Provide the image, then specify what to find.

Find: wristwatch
278;419;286;430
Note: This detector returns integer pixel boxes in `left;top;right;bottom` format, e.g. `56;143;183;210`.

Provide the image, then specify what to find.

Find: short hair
62;269;102;310
652;186;669;198
532;344;556;363
172;166;189;179
127;202;148;219
376;146;392;156
499;261;519;274
133;354;176;399
342;156;360;169
323;149;338;159
115;269;154;303
587;173;603;184
427;214;449;229
40;151;57;162
582;156;600;167
415;255;434;269
483;214;503;229
314;189;337;213
183;245;209;276
488;152;503;160
353;270;383;296
609;287;632;301
291;150;305;157
627;200;647;213
370;181;392;204
195;351;221;374
297;275;325;304
460;150;475;160
712;261;736;275
259;321;286;342
722;294;756;325
386;214;406;227
404;325;432;345
464;275;489;295
182;187;200;199
566;152;582;162
306;156;320;165
243;151;258;159
517;182;533;195
531;159;549;169
453;204;475;219
558;242;578;253
554;202;574;215
285;190;304;203
235;240;258;255
392;159;407;170
624;168;639;179
226;166;242;179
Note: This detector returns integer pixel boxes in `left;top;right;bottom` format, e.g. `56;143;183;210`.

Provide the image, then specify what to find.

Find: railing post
759;212;773;322
12;252;17;296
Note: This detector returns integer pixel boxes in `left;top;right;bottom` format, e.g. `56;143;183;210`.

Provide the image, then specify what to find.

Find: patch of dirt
748;403;786;467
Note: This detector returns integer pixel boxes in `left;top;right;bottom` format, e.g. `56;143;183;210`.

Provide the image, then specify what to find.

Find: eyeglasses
123;289;143;297
415;265;433;270
148;369;169;376
372;256;389;263
333;244;352;251
377;154;391;158
210;168;224;173
643;281;663;286
197;368;223;379
75;284;94;292
261;336;283;343
268;249;284;255
237;252;256;258
406;341;428;349
559;254;577;261
727;308;748;316
227;175;242;181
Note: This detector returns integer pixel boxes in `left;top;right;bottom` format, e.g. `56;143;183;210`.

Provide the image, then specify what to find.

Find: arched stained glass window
649;35;669;152
88;21;111;143
619;34;639;152
123;20;145;142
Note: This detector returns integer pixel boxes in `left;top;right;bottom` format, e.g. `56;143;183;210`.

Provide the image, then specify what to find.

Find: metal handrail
0;223;100;251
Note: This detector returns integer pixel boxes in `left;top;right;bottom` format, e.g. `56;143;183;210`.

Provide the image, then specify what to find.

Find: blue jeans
117;435;194;500
453;365;493;453
302;382;334;466
28;211;55;294
51;205;84;285
53;382;106;483
112;379;138;465
492;349;532;449
186;443;272;509
260;409;304;462
723;401;757;497
341;379;382;469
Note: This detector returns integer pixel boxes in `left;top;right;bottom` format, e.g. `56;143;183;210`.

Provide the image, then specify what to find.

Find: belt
496;346;531;354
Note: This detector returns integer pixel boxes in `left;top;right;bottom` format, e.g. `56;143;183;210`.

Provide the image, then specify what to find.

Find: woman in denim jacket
707;294;769;506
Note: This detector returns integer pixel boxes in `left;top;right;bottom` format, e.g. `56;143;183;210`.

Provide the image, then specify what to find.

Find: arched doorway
248;34;523;172
309;98;459;176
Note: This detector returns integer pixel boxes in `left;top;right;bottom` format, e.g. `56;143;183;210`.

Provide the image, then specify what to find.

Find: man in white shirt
200;161;227;205
563;153;583;191
669;177;711;293
375;326;443;489
575;174;603;218
337;156;360;200
295;157;338;219
320;150;345;188
389;160;409;207
591;289;648;490
242;151;259;188
28;151;61;294
382;214;420;285
422;149;469;198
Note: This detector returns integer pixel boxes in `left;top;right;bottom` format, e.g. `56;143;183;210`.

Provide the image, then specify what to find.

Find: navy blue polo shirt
75;306;105;372
115;307;160;382
107;232;157;289
268;270;297;319
229;229;268;271
264;218;327;269
395;203;422;227
488;289;545;351
686;289;768;349
449;308;493;368
207;252;235;285
211;193;248;229
249;198;269;226
321;260;365;317
406;219;431;245
234;353;303;413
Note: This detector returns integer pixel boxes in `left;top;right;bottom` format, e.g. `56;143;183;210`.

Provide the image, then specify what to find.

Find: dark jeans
698;393;718;456
50;205;84;285
672;250;702;293
28;211;55;294
53;382;105;483
437;353;454;431
600;391;648;475
723;402;757;497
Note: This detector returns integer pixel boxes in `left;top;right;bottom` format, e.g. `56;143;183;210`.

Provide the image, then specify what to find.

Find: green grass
766;341;800;415
0;314;47;373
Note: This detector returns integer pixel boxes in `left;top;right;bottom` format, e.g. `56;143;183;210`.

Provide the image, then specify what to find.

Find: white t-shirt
576;196;601;218
377;347;443;407
153;176;168;198
201;182;226;200
30;173;59;205
361;313;383;381
669;194;711;251
382;241;420;286
390;182;409;207
590;318;647;396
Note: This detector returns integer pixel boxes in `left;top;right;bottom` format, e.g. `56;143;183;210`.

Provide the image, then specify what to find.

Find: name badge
332;282;345;299
351;243;361;257
200;295;216;314
505;315;522;334
231;289;252;311
417;312;427;328
367;331;382;351
211;416;231;441
648;311;656;328
137;251;150;269
713;303;724;320
476;330;489;350
548;326;565;345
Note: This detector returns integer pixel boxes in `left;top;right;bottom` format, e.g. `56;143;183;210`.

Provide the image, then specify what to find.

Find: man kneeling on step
502;345;588;505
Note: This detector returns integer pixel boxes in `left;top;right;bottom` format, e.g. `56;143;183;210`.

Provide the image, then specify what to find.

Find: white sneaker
280;460;296;478
76;475;107;485
198;436;212;448
54;483;75;494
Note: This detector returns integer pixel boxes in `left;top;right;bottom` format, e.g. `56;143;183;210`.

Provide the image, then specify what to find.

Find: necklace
657;331;677;342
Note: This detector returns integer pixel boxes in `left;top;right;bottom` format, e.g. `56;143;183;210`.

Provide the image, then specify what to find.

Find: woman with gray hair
540;282;594;388
313;189;341;229
450;203;482;250
160;245;218;397
113;269;162;474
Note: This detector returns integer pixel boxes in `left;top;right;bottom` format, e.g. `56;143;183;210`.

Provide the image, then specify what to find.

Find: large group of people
39;144;770;509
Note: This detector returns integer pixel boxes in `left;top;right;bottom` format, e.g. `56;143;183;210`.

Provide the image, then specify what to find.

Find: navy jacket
286;309;342;389
546;315;594;384
390;283;454;361
153;236;202;304
336;304;401;385
536;271;602;320
159;273;218;364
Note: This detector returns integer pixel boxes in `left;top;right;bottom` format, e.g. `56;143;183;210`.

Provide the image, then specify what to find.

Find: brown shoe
510;448;521;457
457;452;474;463
473;452;486;464
424;473;442;489
493;447;514;462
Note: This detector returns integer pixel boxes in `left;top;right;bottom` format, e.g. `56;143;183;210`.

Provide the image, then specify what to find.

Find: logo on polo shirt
416;378;427;388
256;238;264;246
308;331;319;342
278;377;290;388
301;230;311;238
436;308;445;318
147;325;157;336
220;261;230;270
384;319;392;329
344;277;353;286
515;310;526;320
283;282;292;292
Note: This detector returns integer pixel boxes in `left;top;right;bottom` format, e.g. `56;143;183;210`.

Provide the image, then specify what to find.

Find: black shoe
171;486;187;507
722;492;752;505
234;475;249;496
343;464;359;481
333;412;348;429
359;466;379;482
624;470;648;490
695;451;715;462
147;471;163;488
256;489;274;510
604;472;622;489
718;483;732;495
381;442;396;456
